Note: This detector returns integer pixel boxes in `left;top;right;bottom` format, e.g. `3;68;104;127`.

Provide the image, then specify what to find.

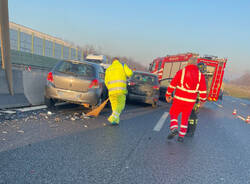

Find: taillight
153;85;159;90
89;79;99;88
128;82;136;86
47;72;53;82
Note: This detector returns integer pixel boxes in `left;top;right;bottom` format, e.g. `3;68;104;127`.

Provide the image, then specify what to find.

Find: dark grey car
127;71;160;108
44;60;107;109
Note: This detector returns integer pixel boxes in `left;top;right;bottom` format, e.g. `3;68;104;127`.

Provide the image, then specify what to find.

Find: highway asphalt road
0;96;250;184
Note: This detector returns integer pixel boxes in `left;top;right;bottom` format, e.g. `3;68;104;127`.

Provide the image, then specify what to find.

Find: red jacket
165;64;207;105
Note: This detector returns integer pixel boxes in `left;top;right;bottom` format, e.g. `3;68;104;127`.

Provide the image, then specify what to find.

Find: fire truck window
162;63;172;79
180;62;188;69
205;66;216;93
158;61;162;70
149;64;152;71
170;62;180;78
160;79;171;88
152;62;156;71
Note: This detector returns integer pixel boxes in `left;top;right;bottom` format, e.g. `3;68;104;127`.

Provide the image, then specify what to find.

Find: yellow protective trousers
108;94;126;124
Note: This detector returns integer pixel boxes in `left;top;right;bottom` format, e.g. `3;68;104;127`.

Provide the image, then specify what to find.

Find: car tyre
91;97;102;110
45;97;55;110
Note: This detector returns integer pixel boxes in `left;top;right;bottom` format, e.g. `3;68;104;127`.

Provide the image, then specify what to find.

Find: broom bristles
86;98;109;117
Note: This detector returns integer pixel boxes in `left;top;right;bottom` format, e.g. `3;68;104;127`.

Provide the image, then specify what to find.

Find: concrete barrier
23;68;48;105
0;49;59;109
0;66;49;109
0;67;29;108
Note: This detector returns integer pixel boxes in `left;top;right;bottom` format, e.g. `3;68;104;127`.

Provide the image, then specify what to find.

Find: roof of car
65;60;102;68
133;70;158;77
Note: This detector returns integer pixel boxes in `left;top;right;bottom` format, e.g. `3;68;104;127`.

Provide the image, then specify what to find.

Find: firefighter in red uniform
165;57;207;142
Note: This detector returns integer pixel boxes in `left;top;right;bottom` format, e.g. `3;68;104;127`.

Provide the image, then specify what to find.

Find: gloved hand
199;101;205;108
166;96;173;103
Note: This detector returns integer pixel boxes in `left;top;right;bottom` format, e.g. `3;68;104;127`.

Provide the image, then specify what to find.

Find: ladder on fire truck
210;61;224;99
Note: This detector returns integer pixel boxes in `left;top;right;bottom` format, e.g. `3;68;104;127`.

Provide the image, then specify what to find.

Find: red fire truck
149;53;227;101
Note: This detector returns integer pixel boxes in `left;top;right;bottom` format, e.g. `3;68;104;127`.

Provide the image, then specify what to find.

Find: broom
86;98;109;117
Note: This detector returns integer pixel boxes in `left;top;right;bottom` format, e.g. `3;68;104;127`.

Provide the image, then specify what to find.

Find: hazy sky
8;0;250;79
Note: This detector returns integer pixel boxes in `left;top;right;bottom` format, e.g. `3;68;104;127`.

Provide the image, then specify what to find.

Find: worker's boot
167;129;178;139
111;118;119;126
108;115;114;123
108;115;119;125
177;136;184;143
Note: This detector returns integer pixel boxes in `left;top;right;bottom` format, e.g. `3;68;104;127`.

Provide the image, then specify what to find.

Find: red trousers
169;100;194;137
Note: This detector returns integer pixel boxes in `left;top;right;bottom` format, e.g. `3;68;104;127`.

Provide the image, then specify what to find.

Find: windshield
132;73;157;84
85;59;102;64
55;61;95;77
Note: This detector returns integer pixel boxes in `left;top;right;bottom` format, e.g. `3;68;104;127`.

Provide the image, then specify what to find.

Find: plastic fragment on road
2;131;8;134
81;112;90;119
71;117;76;121
17;130;24;133
84;125;88;128
47;111;52;115
49;124;59;128
55;117;61;123
245;116;250;123
40;113;48;119
232;109;237;115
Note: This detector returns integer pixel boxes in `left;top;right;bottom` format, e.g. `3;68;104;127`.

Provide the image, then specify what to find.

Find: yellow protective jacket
105;60;133;95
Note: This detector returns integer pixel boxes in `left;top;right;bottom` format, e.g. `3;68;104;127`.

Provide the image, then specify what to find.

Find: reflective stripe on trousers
108;94;126;123
109;87;126;91
169;101;193;137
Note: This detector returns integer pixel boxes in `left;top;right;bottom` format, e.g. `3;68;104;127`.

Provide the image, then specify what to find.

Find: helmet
197;62;207;73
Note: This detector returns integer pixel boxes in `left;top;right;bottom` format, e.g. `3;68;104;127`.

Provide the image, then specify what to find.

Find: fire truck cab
149;53;227;102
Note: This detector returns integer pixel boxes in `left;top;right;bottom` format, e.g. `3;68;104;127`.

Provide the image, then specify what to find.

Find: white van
86;54;107;64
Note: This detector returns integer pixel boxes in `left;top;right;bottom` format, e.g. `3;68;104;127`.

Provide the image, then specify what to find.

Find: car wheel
91;98;102;110
44;97;55;109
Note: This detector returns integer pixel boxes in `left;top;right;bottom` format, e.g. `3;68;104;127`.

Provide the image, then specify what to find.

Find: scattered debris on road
54;117;61;123
17;130;24;133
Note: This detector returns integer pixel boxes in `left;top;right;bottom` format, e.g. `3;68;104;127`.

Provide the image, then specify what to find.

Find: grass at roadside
224;83;250;100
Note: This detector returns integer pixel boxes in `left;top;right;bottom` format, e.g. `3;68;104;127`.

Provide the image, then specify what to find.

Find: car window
56;61;95;77
132;73;157;84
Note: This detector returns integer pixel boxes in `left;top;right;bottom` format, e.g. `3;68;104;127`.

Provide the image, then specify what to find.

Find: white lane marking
237;115;245;121
240;103;247;106
214;103;223;108
16;105;47;112
153;112;169;132
0;110;16;114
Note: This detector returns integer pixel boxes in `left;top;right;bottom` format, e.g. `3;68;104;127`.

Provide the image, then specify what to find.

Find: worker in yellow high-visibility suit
105;58;133;125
